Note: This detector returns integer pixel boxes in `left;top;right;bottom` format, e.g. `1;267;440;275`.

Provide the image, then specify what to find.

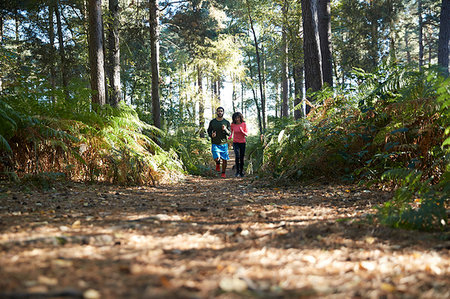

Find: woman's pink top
230;122;248;143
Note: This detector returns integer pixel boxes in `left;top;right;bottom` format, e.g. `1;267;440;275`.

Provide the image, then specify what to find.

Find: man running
207;107;231;178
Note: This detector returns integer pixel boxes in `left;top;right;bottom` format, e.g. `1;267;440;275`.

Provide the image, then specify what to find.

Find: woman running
229;112;248;177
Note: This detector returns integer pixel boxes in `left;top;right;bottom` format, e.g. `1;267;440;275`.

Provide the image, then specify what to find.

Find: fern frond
0;134;12;152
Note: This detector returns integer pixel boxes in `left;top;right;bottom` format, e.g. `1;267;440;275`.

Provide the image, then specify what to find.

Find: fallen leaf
84;289;101;299
358;261;376;271
72;220;81;228
219;277;247;292
38;275;58;286
160;275;172;288
380;283;396;292
365;237;375;244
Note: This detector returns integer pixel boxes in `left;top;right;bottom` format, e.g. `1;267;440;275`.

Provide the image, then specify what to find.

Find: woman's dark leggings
233;142;246;175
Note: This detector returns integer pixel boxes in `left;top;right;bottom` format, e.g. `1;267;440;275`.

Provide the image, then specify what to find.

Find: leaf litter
0;173;449;298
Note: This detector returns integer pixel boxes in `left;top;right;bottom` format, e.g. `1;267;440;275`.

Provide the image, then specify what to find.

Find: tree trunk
405;29;412;64
288;2;304;120
367;1;379;71
252;87;263;135
293;64;304;120
0;12;3;92
232;76;236;113
210;79;215;118
48;3;57;103
197;66;205;138
15;9;19;41
179;67;185;120
246;0;266;131
281;0;289;118
261;45;267;129
55;0;70;99
427;30;432;66
88;0;106;106
386;0;397;64
108;0;122;106
150;0;161;128
241;82;245;116
318;0;332;87
419;0;424;70
217;79;222;105
438;0;449;75
301;0;323;114
248;60;263;135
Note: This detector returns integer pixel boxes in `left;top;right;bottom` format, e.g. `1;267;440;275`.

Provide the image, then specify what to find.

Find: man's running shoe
221;172;226;178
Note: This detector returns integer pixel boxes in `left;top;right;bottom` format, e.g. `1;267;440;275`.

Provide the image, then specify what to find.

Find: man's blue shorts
211;144;230;161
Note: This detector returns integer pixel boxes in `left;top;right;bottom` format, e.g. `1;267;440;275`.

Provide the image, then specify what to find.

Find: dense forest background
0;0;449;231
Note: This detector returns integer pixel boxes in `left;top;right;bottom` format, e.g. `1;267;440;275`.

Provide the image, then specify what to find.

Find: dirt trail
0;166;449;298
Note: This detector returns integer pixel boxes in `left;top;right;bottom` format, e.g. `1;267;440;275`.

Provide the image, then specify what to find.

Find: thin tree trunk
88;0;106;106
261;45;267;128
246;0;266;132
419;0;424;70
232;76;236;113
318;0;332;87
301;0;323;114
367;1;379;71
427;29;432;66
0;12;3;92
15;9;19;41
438;0;449;75
48;3;57;103
179;68;185;119
248;60;263;135
210;79;215;118
252;87;263;135
55;0;70;99
293;64;304;120
288;3;304;120
217;79;222;105
405;29;412;64
387;0;397;64
197;65;205;138
108;0;121;106
241;82;244;116
150;0;161;128
281;0;289;118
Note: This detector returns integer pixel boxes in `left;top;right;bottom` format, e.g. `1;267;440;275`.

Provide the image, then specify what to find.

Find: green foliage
0;75;184;185
258;65;449;231
247;63;449;230
161;123;212;176
245;135;265;176
377;169;448;231
375;73;448;231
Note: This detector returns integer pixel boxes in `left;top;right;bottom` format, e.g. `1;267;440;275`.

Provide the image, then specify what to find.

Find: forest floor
0;162;449;298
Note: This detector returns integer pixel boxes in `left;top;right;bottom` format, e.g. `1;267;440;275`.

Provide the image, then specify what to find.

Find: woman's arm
240;123;248;136
228;124;234;139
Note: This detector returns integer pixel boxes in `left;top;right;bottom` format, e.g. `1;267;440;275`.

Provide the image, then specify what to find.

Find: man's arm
207;120;213;137
223;121;231;136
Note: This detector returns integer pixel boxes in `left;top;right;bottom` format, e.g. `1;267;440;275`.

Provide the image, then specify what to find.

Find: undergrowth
0;78;184;185
161;123;214;176
256;65;449;231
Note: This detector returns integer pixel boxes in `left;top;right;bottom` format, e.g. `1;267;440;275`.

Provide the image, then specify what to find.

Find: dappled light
0;0;449;297
1;175;448;297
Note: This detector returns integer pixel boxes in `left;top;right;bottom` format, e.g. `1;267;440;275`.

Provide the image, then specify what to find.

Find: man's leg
215;158;221;172
212;144;221;172
222;159;227;173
